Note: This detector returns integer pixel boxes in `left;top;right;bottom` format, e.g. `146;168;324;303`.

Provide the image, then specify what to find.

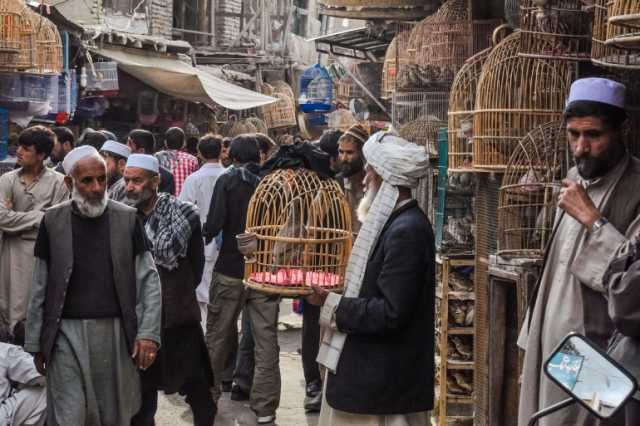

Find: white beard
357;184;379;223
72;185;108;218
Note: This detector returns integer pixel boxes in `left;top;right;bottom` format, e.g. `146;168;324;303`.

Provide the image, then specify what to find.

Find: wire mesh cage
244;169;353;297
448;48;491;172
32;14;62;74
605;0;640;51
498;121;571;259
299;64;334;113
392;91;450;127
519;0;593;61
473;31;576;170
592;0;640;69
399;116;446;158
0;0;24;60
260;83;297;129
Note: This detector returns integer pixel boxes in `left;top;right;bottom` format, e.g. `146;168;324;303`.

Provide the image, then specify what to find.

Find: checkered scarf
318;131;430;373
145;192;200;270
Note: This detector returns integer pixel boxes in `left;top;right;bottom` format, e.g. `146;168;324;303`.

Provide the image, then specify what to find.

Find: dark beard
575;141;626;180
339;157;364;177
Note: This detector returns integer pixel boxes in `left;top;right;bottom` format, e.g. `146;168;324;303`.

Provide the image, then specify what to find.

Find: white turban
318;131;431;373
126;154;159;174
62;145;100;176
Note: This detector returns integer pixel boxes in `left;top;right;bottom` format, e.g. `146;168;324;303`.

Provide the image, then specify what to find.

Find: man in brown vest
25;145;162;425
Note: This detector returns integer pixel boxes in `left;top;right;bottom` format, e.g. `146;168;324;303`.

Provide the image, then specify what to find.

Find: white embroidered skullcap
126;154;159;174
362;131;430;189
566;78;626;110
101;140;131;159
62;145;100;175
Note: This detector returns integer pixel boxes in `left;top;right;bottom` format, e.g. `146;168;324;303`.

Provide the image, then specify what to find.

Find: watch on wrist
591;217;608;233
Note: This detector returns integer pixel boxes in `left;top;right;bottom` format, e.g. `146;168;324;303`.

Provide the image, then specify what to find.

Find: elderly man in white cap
307;131;435;426
100;139;131;201
518;77;640;426
124;155;215;426
24;145;162;425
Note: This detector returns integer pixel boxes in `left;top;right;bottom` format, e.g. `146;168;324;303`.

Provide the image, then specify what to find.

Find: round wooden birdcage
260;82;297;129
382;26;413;99
448;47;491;171
605;0;640;50
244;169;353;297
498;121;572;259
420;0;469;77
223;115;258;137
336;63;364;101
33;14;63;74
246;116;268;135
0;3;34;72
399;115;446;158
591;0;640;69
519;0;593;61
473;31;576;170
0;0;24;56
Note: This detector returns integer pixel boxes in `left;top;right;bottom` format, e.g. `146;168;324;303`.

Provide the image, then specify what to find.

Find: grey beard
72;185;108;218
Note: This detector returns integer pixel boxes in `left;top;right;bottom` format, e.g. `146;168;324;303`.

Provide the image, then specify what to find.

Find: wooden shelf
448;327;474;335
446;395;473;404
447;359;474;370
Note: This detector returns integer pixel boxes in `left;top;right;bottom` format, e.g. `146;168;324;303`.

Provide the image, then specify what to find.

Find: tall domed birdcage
32;13;63;74
519;0;593;61
244;169;353;297
0;0;24;65
592;0;640;69
473;31;576;170
604;0;640;51
498;121;572;259
381;23;414;100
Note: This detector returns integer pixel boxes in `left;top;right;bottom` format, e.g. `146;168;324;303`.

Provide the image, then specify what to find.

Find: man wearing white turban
308;132;435;425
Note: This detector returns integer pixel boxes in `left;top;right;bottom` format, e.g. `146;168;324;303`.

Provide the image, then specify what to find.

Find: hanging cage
299;64;334;113
591;0;640;69
381;23;415;100
32;14;63;74
498;121;572;259
3;3;34;72
448;47;492;172
260;82;297;129
318;0;439;20
392;91;450;127
473;31;576;170
336;63;364;101
399;116;446;158
604;0;640;51
519;0;593;61
0;0;24;61
244;169;353;297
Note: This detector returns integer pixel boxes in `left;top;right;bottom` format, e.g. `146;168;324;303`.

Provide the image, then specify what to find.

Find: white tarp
90;47;276;110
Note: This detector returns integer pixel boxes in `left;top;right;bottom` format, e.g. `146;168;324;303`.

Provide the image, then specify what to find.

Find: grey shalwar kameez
518;156;640;426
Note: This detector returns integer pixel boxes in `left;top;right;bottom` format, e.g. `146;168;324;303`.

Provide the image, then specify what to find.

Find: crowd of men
2;76;640;426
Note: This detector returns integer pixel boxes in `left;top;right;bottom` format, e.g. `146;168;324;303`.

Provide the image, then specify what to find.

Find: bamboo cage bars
33;14;63;74
591;0;640;69
381;22;414;99
519;0;593;61
336;63;364;101
0;0;23;57
605;0;640;51
260;82;297;129
399;116;446;158
498;121;571;259
473;31;576;170
244;169;353;297
448;48;491;171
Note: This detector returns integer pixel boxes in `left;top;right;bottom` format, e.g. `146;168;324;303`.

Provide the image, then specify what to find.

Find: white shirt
179;162;226;302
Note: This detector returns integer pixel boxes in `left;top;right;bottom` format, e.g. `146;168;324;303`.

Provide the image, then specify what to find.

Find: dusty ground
155;305;319;426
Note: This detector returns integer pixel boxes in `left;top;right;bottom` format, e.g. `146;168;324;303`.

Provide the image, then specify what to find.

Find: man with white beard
308;132;436;426
25;145;162;425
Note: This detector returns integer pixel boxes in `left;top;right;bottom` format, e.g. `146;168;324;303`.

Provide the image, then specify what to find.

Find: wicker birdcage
399;116;446;158
448;48;492;172
519;0;593;61
0;3;34;72
260;83;297;129
592;0;640;68
473;31;576;170
32;14;63;74
246;116;268;135
381;23;415;99
0;0;23;59
336;64;364;101
222;115;258;137
498;121;571;259
605;0;640;51
244;169;353;297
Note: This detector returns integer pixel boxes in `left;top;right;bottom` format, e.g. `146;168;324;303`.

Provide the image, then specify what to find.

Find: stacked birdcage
244;169;353;297
498;121;571;259
32;14;62;74
605;0;640;51
246;116;268;134
260;82;297;129
0;0;24;66
473;31;576;170
592;0;640;68
399;116;446;158
448;48;492;172
381;23;415;99
519;0;593;61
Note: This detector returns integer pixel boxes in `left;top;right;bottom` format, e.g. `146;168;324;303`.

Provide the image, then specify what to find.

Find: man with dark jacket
203;135;281;425
124;154;215;426
308;132;433;425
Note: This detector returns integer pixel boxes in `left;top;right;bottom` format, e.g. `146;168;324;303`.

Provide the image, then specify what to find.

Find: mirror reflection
545;335;636;418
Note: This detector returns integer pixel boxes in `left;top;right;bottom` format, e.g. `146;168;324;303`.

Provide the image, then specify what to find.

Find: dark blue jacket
326;200;436;415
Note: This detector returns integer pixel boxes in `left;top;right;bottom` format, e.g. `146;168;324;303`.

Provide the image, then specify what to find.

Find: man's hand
306;285;330;306
33;353;46;376
132;339;158;370
558;179;602;230
3;200;12;210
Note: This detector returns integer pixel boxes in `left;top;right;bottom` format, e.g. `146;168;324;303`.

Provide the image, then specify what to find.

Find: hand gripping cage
498;121;572;259
244;169;353;297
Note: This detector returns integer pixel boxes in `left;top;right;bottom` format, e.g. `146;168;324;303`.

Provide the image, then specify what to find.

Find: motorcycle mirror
545;333;638;419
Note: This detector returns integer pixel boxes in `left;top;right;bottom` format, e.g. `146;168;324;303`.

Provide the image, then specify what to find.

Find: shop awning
90;46;276;110
308;26;395;61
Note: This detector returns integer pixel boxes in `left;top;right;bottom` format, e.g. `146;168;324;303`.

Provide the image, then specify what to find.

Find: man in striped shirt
156;127;199;195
